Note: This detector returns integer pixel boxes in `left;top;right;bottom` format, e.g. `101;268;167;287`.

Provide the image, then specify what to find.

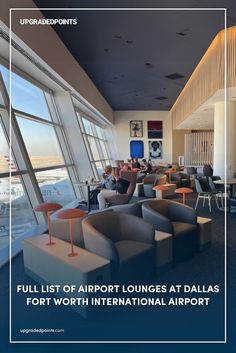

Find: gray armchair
143;174;167;198
142;199;197;262
109;199;153;218
105;170;137;206
171;173;190;188
82;211;155;283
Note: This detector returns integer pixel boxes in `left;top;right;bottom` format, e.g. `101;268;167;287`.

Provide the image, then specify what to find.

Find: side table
23;234;111;318
197;217;212;251
155;230;173;274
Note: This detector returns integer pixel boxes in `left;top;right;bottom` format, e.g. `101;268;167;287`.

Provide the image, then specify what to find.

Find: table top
214;178;236;185
155;230;172;241
175;187;193;194
24;234;110;272
197;216;212;223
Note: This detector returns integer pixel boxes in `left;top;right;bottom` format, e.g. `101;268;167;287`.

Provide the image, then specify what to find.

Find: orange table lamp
34;203;62;246
54;208;86;257
175;187;193;204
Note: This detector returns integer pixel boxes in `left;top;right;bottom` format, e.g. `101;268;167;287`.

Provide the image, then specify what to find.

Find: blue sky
0;64;62;157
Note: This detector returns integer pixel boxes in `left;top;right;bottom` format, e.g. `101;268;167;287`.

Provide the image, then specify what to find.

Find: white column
214;101;236;178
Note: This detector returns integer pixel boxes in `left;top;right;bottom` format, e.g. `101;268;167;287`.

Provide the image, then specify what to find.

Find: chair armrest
82;220;119;267
179;172;190;180
168;202;197;224
171;173;181;182
106;194;130;205
120;214;155;244
143;184;156;198
142;204;173;234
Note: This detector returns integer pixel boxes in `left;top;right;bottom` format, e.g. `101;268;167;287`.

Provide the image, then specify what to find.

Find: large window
1;65;51;120
16;117;64;168
35;168;75;205
77;114;111;178
0;176;36;242
0;63;77;260
0;123;11;173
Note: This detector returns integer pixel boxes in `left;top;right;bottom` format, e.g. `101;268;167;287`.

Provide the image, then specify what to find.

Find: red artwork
147;121;163;139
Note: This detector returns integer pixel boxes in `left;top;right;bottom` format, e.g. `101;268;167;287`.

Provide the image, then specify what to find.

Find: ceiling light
165;73;185;80
155;96;168;100
145;62;153;68
176;29;191;36
176;32;188;36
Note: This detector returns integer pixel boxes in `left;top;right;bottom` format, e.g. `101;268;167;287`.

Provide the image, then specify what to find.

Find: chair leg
195;195;200;209
220;193;224;208
215;195;219;209
203;197;206;207
208;196;211;212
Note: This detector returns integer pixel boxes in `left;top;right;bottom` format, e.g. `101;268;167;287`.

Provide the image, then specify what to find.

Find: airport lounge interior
0;1;236;351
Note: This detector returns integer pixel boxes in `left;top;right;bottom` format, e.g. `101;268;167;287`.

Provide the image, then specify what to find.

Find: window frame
0;62;80;224
76;111;112;179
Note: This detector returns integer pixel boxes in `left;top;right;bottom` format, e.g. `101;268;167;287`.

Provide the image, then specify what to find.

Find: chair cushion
115;240;153;263
172;222;197;237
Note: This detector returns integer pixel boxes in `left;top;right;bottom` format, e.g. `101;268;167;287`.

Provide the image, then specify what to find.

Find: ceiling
177;87;236;130
34;0;236;111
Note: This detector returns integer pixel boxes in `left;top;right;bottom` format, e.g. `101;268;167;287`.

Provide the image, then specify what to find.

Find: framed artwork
130;120;143;137
148;140;163;159
147;120;163;139
130;140;144;158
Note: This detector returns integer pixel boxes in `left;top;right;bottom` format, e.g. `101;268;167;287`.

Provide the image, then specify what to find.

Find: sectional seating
143;174;167;198
142;199;198;262
82;211;155;283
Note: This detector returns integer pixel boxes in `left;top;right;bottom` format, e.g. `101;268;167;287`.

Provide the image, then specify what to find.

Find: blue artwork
130;140;144;158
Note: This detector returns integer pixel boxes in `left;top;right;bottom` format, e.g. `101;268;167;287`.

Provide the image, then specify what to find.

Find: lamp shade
153;185;169;191
34;203;62;212
54;208;86;220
